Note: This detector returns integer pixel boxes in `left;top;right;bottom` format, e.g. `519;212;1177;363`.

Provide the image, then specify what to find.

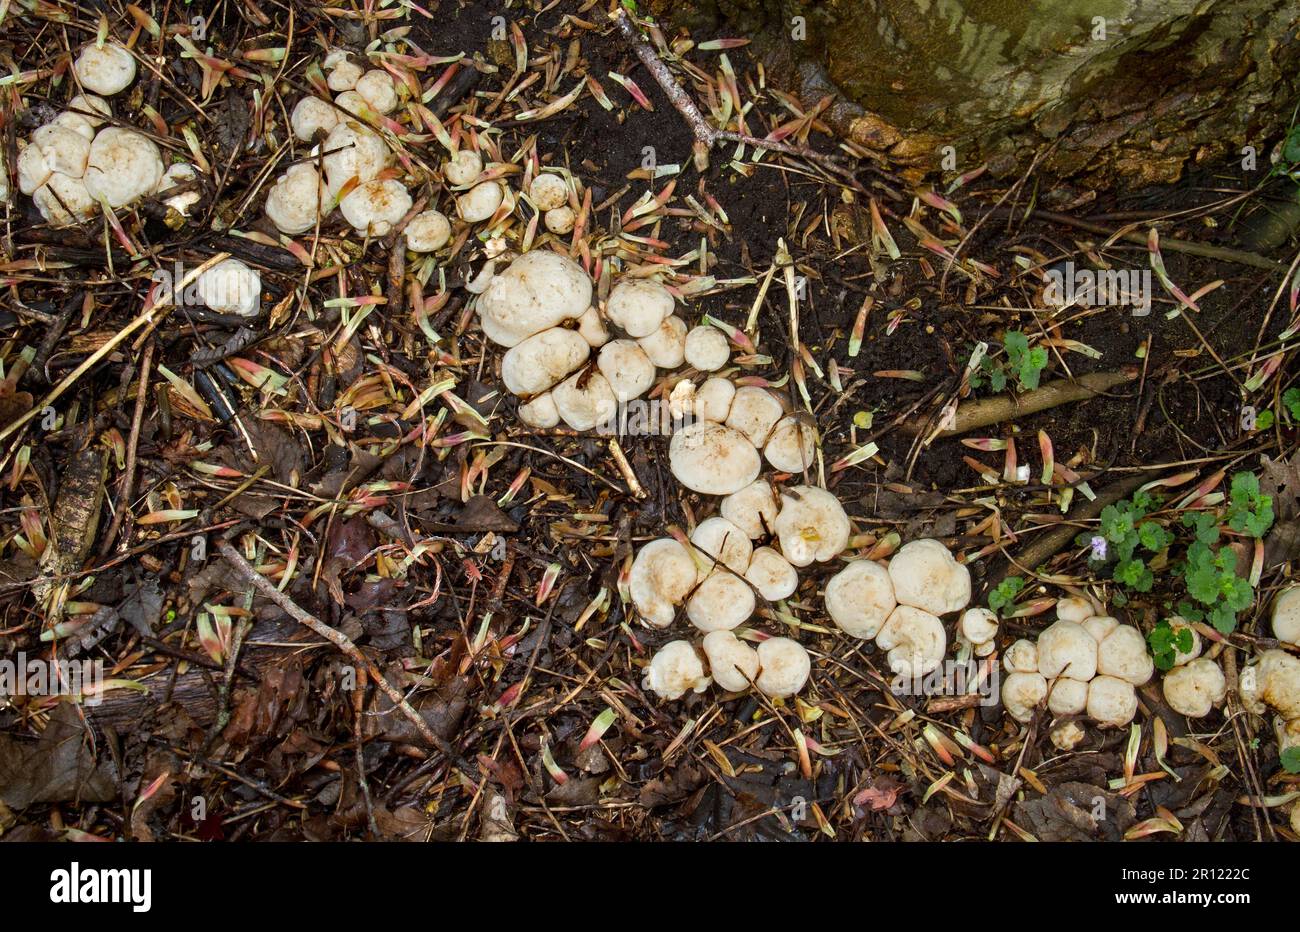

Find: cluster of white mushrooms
1249;590;1300;763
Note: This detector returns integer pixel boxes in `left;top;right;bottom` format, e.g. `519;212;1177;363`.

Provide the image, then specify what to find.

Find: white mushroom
629;538;696;628
1002;671;1048;723
693;377;735;423
340;178;412;235
1047;677;1089;716
544;206;575;235
517;391;560;428
702;630;760;692
1003;638;1039;674
1163;659;1226;718
1273;587;1300;646
577;307;609;347
1055;597;1094;623
66;94;111;128
606;278;673;338
264;163;329;234
690;517;753;576
354;69;398;114
1037;620;1098;681
887;539;971;616
457;180;504;223
444;149;483;186
51;110;95;140
551;370;617;431
824;559;896;639
684;326;730;372
755;638;811;698
637;315;687;369
333;90;371;118
290;97;340;142
1096;624;1154;686
960;607;999;646
156;162;201;216
529;173;568;210
773;485;850;566
321;123;391;197
17;141;51;195
642;640;710;700
877;605;947;677
725;386;785;448
720;480;778;539
686;571;755;632
1050;720;1087;751
477;251;592;347
1086;675;1138;726
405;210;451;253
596;340;656;401
764;414;816;474
744;547;798;601
1166;617;1202;666
325;54;364;92
1082;614;1119;643
32;124;90;177
74;42;136;96
1240;649;1300;721
500;328;590;396
668;421;761;496
83;127;163;208
32;173;96;225
196;258;261;317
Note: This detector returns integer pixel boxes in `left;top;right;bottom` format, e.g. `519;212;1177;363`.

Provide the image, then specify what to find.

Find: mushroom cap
693;377;735;423
500;328;590;397
74;42;136;96
637;315;687;369
1273;587;1300;646
1096;624;1154;686
1243;649;1300;721
887;538;971;616
1166;617;1202;666
457;180;504;223
66;94;112;128
52;110;96;141
629;539;696;628
517;391;559;428
84;128;164;207
725;386;785;448
33;124;90;178
1081;614;1120;643
1163;658;1226;718
17;141;51;195
1037;619;1099;681
354;70;398;114
33;172;96;225
720;480;778;539
684;326;730;372
1047;677;1089;716
877;605;947;677
321;123;391;196
157;162;201;215
444;149;483;186
1086;675;1138;726
702;630;761;692
744;547;798;601
544;206;575;235
686;570;756;632
196;258;262;317
824;559;896;639
326;59;364;92
551;370;617;431
773;485;850;566
478;251;593;347
529;173;568;210
405;209;451;253
340;178;412;236
668;421;761;496
596;339;655;400
1002;671;1048;723
1055;597;1094;623
960;607;999;646
333;90;371;119
607;278;673;338
290;96;340;142
1050;720;1087;751
264;163;329;234
755;637;811;698
577;307;608;347
764;414;817;474
690;517;753;576
643;640;710;700
1003;638;1039;674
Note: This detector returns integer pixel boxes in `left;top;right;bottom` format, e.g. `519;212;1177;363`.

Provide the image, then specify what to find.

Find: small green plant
1281;746;1300;774
987;575;1025;615
1147;619;1194;672
971;331;1048;393
1087;488;1172;593
1225;472;1274;538
1252;388;1300;430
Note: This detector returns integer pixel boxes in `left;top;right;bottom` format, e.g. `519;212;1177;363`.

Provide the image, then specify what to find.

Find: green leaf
1255;409;1275;430
1282;746;1300;774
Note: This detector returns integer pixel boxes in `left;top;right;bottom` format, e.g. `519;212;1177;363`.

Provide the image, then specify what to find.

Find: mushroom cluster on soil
1239;590;1300;762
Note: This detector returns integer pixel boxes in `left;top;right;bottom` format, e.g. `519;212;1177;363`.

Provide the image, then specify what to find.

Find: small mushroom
725;386;785;448
517;391;560;428
32;172;96;225
755;637;811;698
83;127;164;208
764;414;816;474
577;307;609;347
1081;614;1119;643
291;97;340;142
719;480;778;539
196;258;261;317
1055;597;1094;623
606;278;673;338
74;42;136;96
551;370;617;431
960;607;999;647
264;163;329;234
643;641;710;700
637;315;687;369
529;173;568;210
744;547;798;601
1166;617;1202;665
321;123;391;196
1163;658;1226;718
1050;720;1087;751
326;55;364;92
477;251;592;347
693;377;735;422
405;210;451;253
1240;649;1300;721
32;124;90;178
824;559;896;639
66;94;111;129
51;110;96;141
340;178;413;236
500;328;590;396
668;421;761;496
1002;671;1048;723
444;149;483;186
702;630;760;692
887;539;971;616
596;340;656;400
1047;677;1089;716
686;571;755;632
629;538;696;628
17;141;51;195
877;605;947;677
684;326;730;372
1096;624;1154;686
1037;620;1098;681
1003;638;1039;674
156;162;202;216
1086;675;1138;726
544;206;575;235
354;70;398;114
1273;587;1300;646
773;485;850;566
334;90;371;119
457;180;504;223
689;517;753;576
